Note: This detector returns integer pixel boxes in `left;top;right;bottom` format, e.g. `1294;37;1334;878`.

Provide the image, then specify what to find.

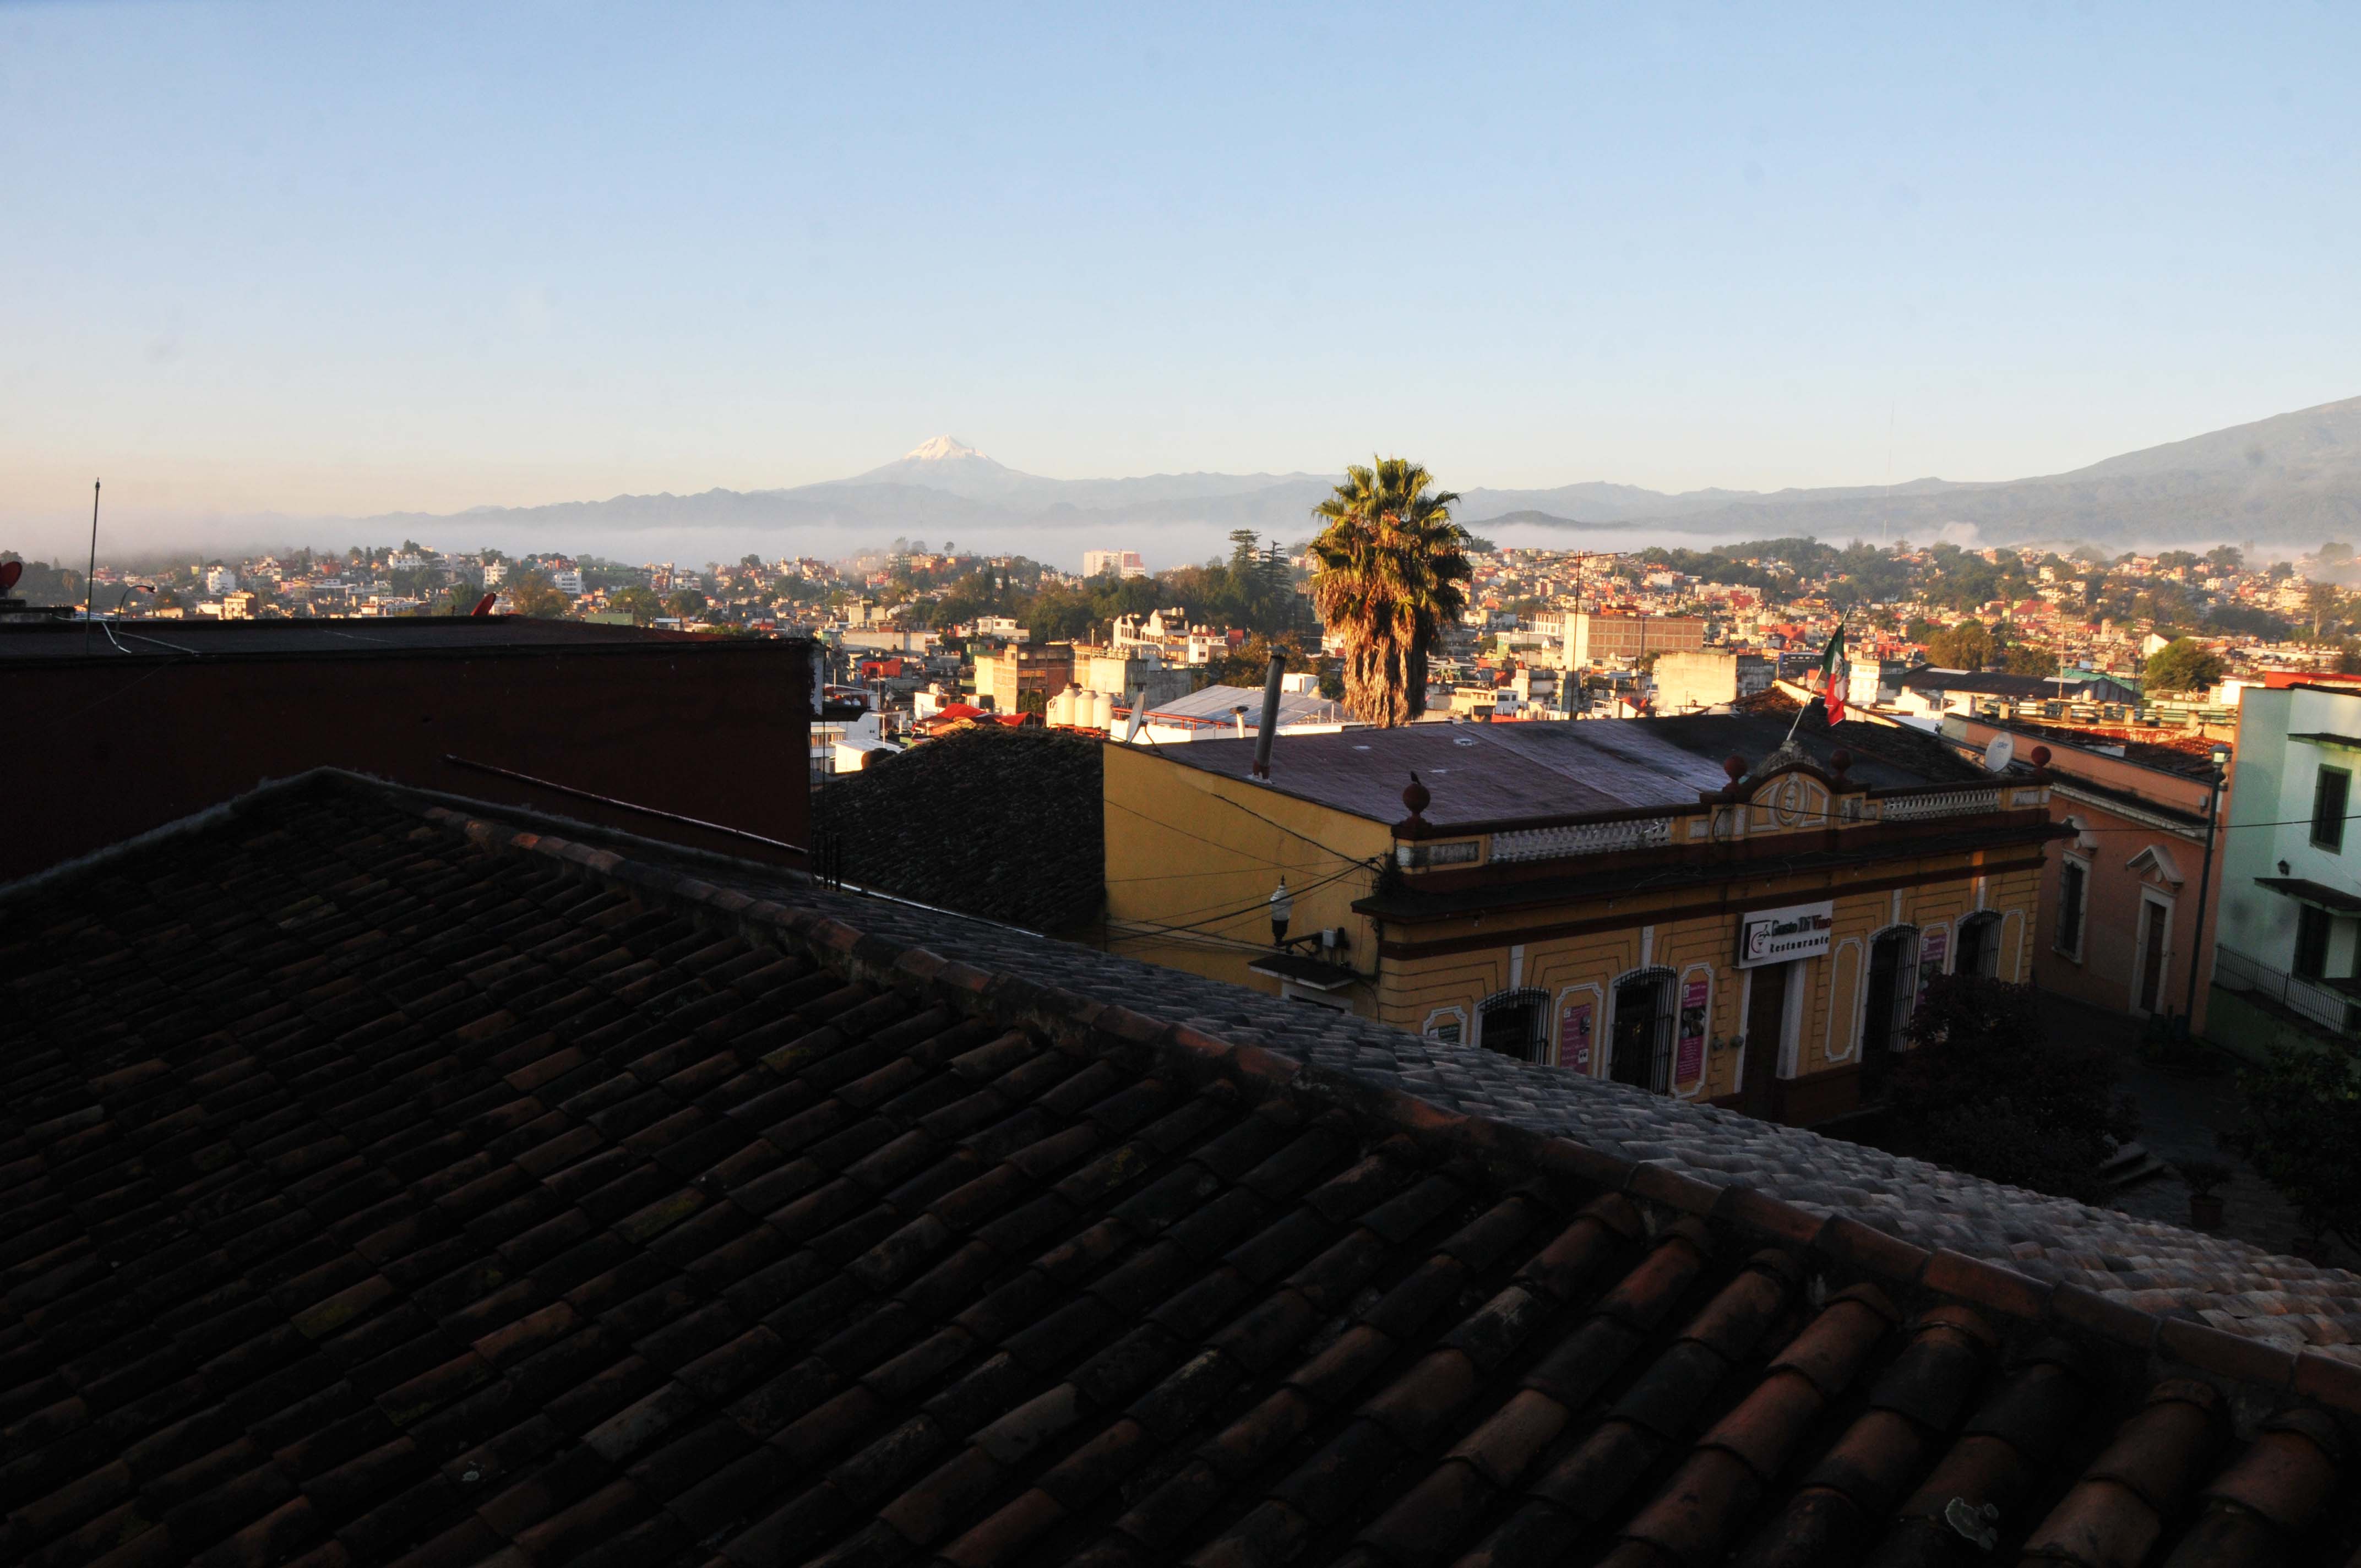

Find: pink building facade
1943;717;2231;1032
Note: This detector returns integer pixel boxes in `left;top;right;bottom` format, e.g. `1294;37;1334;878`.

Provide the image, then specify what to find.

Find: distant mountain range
351;397;2361;563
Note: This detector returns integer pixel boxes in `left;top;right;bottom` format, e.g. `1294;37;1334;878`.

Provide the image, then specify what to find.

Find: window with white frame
2055;857;2088;961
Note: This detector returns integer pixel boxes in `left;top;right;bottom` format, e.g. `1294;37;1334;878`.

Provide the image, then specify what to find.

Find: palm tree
1308;458;1472;726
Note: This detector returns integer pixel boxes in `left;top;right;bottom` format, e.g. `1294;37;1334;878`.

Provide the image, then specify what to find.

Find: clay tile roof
8;770;2361;1566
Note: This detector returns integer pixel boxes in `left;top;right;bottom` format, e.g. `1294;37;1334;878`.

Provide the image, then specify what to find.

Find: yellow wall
1376;842;2047;1099
1104;742;2051;1113
1102;743;1395;998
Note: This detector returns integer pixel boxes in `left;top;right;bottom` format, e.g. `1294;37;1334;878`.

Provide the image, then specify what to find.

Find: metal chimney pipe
1252;652;1286;778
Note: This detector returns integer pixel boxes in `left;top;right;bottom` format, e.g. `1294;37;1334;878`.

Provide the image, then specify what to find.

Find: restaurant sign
1737;900;1835;968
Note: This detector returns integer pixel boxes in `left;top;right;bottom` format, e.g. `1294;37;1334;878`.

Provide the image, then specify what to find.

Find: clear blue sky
4;2;2357;551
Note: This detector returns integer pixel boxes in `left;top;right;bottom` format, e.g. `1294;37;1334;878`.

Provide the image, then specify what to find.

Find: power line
1103;794;1360;873
1105;857;1377;944
2075;813;2361;834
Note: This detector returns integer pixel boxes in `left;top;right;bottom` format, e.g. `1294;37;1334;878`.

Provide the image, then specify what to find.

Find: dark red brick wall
7;639;810;880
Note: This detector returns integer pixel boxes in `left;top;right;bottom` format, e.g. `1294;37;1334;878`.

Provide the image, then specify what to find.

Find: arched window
1956;912;2004;979
1477;988;1551;1064
1862;925;1920;1062
1607;968;1677;1093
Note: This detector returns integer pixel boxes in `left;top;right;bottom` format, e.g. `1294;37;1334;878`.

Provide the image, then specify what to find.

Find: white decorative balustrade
1878;787;2002;823
1491;816;1675;863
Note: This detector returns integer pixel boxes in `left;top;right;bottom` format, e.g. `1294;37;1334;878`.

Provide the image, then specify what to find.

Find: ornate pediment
2125;843;2185;886
1749;767;1832;832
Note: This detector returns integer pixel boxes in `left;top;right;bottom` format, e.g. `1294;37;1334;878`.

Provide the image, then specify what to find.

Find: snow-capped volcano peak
904;435;984;462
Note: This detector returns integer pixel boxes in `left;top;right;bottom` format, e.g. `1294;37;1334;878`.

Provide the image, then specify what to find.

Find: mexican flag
1820;624;1848;725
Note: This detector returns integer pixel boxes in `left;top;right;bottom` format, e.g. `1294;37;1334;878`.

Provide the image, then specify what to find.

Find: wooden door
1611;980;1660;1089
2138;903;2166;1014
1743;962;1787;1114
1862;937;1902;1062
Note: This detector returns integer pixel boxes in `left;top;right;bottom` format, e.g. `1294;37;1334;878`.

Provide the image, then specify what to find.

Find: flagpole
1787;617;1842;747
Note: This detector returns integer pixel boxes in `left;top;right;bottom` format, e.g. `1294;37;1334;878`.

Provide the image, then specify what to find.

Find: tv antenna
84;480;101;652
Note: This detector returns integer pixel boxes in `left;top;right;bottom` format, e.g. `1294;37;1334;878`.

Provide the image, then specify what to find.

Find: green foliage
1639;537;1837;592
1309;458;1470;726
1925;619;1995;669
1201;630;1320;687
1996;642;2057;677
2204;602;2292;641
608;586;663;625
1880;974;2138;1202
0;553;86;606
2174;1158;2232;1199
2142;636;2224;694
504;570;571;620
2223;1046;2361;1253
920;540;1306;644
662;588;709;622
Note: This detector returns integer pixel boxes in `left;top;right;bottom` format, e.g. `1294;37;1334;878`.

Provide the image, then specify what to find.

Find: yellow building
1104;713;2061;1125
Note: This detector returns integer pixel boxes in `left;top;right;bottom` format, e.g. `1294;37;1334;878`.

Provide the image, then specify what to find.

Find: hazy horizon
7;4;2359;564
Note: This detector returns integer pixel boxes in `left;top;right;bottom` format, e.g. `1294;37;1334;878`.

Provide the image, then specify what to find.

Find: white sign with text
1738;900;1835;968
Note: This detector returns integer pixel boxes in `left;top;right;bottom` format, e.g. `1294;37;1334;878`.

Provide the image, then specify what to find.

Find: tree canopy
503;570;570;620
2142;636;2224;694
1879;974;2137;1203
1308;458;1470;726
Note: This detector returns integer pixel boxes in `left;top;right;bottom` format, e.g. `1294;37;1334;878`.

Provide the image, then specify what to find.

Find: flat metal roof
1139;714;1967;828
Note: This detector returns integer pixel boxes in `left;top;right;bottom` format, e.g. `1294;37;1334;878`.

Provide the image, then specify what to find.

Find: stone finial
1402;772;1432;821
1829;748;1853;780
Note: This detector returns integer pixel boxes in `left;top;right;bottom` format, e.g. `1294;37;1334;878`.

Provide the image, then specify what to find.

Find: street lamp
1268;878;1293;946
2180;741;2232;1033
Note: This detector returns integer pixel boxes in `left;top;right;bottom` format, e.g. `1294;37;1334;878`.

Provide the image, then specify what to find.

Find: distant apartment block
1534;611;1707;666
1083;549;1148;580
972;643;1075;714
1652;650;1772;713
204;565;238;594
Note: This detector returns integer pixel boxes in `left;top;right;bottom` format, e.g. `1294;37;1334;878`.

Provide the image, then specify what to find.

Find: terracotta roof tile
12;774;2361;1566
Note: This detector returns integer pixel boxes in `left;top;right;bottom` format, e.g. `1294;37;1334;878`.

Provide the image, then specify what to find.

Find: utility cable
1116;857;1374;939
1105;857;1379;943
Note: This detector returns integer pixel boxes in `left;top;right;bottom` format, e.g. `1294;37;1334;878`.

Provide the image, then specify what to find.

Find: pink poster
1675;978;1710;1084
1558;998;1593;1072
1918;928;1947;1008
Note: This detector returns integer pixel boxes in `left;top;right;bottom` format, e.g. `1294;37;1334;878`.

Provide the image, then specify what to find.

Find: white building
1084;549;1148;580
1650;650;1772;714
812;710;903;780
551;569;584;596
482;560;509;586
1123;683;1354;744
204;565;238;594
2214;680;2361;1047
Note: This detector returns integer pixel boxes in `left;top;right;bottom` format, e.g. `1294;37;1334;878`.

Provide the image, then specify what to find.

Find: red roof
2265;671;2361;689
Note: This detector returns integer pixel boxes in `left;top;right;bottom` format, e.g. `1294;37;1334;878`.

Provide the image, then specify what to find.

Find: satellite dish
1983;734;2015;772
